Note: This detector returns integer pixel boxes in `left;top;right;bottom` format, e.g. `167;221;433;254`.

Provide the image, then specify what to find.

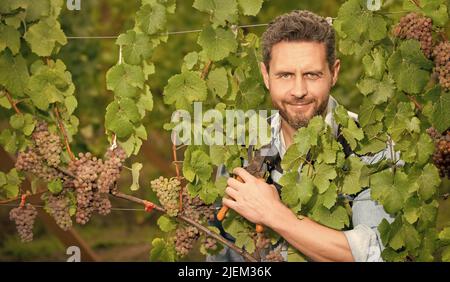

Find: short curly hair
261;10;336;71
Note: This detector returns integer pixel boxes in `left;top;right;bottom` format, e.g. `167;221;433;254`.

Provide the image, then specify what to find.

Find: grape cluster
427;127;450;178
32;122;62;167
265;248;284;262
393;13;433;58
202;237;218;252
44;192;72;231
97;147;126;193
180;187;215;223
15;149;62;182
68;151;117;224
432;41;450;91
69;152;103;192
15;122;64;182
174;225;200;257
75;189;95;224
9;204;38;242
150;176;182;217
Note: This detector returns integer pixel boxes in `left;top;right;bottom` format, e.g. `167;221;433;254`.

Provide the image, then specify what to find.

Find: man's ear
260;62;270;90
331;59;340;87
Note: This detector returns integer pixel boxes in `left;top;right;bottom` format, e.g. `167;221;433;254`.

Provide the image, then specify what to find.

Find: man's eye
280;74;292;79
305;73;319;80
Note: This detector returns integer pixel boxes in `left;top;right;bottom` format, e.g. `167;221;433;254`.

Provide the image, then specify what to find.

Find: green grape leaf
322;183;338;209
198;26;238;61
136;3;167;35
163;71;207;110
387;40;433;94
183;148;213;182
430;89;450;133
157;215;177;232
370;170;412;214
116;31;153;65
313;163;337;194
106;64;145;99
48;179;63;194
24;17;67;57
417;163;441;201
0;51;29;97
150;238;176;262
183;52;198;70
341;119;364;150
341;156;364;195
64;96;77;116
309;205;349;230
237;0;264;16
439;227;450;244
9;114;24;130
193;0;238;26
198;180;221;204
0;23;21;54
207;67;228;98
362;49;386;80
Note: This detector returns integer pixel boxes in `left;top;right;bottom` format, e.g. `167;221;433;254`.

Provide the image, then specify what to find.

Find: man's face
260;41;340;130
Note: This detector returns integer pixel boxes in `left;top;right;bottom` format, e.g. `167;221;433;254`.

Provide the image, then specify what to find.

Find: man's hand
222;167;283;226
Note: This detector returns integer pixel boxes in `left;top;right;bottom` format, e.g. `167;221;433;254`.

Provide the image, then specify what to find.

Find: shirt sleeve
343;189;395;262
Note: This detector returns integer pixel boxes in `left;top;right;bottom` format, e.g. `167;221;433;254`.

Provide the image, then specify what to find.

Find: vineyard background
0;0;449;262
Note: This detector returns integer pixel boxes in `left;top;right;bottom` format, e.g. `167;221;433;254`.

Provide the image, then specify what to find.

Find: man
207;10;397;262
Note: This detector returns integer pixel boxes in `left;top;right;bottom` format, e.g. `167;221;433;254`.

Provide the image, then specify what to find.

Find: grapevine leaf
163;71;208;110
430;89;450;133
417;164;441;201
237;0;264;16
207;67;228;98
387;40;433;94
116;31;153;65
157;215;177;232
106;64;145;99
136;3;167;35
183;148;213;183
150;238;176;262
341;156;364;195
197;26;238;61
313;163;337;194
193;0;238;27
370;170;412;214
439;227;450;244
0;23;20;55
24;17;67;57
48;179;63;194
0;51;29;97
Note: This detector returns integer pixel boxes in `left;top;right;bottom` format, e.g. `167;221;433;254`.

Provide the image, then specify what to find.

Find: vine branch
53;105;76;162
53;166;257;262
5;90;22;115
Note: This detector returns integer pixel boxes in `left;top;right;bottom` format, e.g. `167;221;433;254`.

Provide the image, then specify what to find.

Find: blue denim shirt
207;96;397;262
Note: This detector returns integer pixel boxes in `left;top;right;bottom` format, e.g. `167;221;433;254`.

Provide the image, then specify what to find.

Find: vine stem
53;106;76;162
171;142;183;212
406;94;423;111
53;166;257;262
201;60;212;80
409;0;421;8
111;191;257;262
5;90;22;115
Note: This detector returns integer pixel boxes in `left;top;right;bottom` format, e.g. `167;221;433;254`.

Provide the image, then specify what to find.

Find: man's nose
291;75;307;98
